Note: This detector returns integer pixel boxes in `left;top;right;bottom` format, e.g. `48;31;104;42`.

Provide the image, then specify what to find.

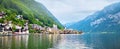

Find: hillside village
0;11;82;35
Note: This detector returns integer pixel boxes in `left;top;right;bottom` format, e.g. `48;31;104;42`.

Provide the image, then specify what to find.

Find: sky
35;0;120;24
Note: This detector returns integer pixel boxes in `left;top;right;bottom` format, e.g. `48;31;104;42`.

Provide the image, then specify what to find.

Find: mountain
0;0;64;29
64;22;76;28
67;2;120;32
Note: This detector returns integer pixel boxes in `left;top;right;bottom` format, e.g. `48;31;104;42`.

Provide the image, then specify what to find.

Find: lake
0;33;120;49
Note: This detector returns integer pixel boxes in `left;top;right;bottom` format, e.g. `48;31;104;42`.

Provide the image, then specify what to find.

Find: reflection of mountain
0;0;64;29
53;35;91;49
67;2;120;32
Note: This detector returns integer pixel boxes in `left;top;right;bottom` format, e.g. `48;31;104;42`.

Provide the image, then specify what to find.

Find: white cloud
35;0;120;24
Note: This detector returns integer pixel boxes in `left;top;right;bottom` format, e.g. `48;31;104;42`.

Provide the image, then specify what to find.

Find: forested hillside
0;0;64;29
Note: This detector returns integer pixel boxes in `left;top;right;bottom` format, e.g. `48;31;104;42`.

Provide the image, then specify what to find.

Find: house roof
0;12;5;16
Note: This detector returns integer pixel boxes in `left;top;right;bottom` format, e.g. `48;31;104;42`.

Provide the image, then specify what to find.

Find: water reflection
0;35;29;49
0;34;61;49
82;33;120;49
28;34;62;49
52;33;120;49
0;33;120;49
53;34;91;49
0;36;12;49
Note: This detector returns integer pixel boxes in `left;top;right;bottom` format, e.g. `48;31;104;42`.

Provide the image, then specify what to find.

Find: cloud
35;0;120;24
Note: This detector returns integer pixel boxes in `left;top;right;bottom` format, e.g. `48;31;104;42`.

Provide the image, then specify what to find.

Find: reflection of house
0;36;12;48
0;11;6;19
21;35;29;48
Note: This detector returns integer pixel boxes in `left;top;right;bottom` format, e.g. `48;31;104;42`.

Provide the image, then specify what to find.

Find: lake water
0;33;120;49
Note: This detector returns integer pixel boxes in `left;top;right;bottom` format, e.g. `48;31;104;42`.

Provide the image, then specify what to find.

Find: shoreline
0;32;82;36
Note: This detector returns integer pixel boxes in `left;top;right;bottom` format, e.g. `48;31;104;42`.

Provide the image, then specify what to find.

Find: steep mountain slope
67;2;120;32
64;22;76;28
0;0;64;29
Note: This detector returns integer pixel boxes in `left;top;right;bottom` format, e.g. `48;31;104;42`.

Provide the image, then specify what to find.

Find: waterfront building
22;20;29;34
0;11;6;19
16;15;23;20
14;25;22;34
0;21;13;35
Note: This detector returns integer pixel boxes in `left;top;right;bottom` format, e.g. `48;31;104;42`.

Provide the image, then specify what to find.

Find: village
0;11;82;35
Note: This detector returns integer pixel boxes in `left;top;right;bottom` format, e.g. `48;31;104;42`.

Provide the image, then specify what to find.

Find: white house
0;11;6;19
16;15;23;19
14;25;22;34
0;21;13;35
22;20;29;34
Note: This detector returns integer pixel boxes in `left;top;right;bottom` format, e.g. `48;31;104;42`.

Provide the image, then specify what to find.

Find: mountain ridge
67;2;120;33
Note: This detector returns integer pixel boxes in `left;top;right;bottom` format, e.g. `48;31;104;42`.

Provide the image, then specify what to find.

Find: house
53;24;58;30
0;11;6;19
36;19;39;21
52;24;58;34
22;20;29;34
31;24;43;30
47;24;58;34
31;24;38;30
14;20;29;34
0;23;4;35
14;25;22;34
4;21;12;35
0;21;13;35
16;15;23;19
47;27;52;32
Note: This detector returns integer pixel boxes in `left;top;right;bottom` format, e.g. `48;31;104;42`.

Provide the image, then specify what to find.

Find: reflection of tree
27;34;61;49
48;34;61;48
21;35;29;49
0;34;62;49
0;35;29;49
11;35;29;49
27;34;51;49
0;36;12;49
